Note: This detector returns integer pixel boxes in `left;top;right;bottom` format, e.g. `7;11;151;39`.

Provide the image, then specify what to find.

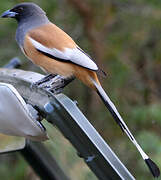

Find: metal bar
20;140;69;180
0;68;135;180
45;95;135;180
3;57;21;69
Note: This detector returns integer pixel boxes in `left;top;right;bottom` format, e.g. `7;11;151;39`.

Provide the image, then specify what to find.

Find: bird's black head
1;3;46;22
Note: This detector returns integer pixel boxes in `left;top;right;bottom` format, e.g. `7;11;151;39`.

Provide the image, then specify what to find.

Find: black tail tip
145;158;160;178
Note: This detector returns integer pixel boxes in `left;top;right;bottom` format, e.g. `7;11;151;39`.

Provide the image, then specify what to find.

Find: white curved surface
0;83;48;141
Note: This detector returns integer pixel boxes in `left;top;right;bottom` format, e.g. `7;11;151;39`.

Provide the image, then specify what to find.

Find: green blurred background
0;0;161;179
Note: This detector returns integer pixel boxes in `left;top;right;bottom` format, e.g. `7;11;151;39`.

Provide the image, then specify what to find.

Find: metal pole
20;140;69;180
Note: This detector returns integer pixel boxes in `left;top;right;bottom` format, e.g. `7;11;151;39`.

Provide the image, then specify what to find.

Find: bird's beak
1;10;18;18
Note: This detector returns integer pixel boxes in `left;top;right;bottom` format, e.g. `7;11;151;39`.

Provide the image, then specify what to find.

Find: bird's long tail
92;79;160;178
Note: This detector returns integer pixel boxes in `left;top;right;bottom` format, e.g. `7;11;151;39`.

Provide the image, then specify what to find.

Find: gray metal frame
0;68;135;180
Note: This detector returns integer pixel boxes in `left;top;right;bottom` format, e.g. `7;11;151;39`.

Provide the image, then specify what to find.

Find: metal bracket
0;68;135;180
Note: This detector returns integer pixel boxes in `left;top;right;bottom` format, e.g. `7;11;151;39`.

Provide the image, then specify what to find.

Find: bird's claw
30;81;38;90
45;77;66;94
30;75;66;94
30;74;57;90
30;81;49;89
48;87;64;94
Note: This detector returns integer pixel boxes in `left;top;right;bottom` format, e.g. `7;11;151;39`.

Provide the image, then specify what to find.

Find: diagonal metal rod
20;140;69;180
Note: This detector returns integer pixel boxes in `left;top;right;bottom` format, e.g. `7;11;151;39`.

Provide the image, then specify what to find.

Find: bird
1;2;160;177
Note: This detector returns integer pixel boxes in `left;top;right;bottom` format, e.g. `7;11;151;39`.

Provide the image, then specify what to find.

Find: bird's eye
18;7;23;12
12;7;24;13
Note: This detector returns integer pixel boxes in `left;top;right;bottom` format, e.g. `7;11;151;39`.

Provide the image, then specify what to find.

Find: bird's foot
30;74;57;90
30;74;75;94
46;76;75;94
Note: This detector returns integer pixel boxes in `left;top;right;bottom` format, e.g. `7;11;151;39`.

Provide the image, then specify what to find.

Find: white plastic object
0;82;48;141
